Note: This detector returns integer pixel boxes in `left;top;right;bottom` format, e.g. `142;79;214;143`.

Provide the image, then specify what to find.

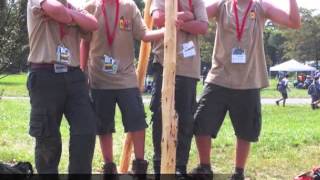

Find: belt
29;63;80;72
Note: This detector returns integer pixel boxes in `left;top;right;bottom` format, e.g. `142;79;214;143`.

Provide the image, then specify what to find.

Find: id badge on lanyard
102;55;119;74
56;21;71;65
231;47;246;64
231;0;253;64
181;41;196;59
56;44;71;65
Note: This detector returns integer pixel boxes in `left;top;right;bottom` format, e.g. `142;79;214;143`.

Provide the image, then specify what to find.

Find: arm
141;28;165;42
80;40;90;71
177;20;208;35
41;0;72;24
152;9;194;28
68;9;98;32
263;0;301;29
206;0;220;19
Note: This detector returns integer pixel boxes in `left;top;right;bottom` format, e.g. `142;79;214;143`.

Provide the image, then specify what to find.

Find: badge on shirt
54;63;68;73
102;55;119;74
231;47;246;64
56;44;71;65
119;16;131;31
181;41;196;59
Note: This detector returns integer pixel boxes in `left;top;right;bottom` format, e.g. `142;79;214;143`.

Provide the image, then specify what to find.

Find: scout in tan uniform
150;0;208;175
27;0;98;173
192;0;301;179
80;0;164;174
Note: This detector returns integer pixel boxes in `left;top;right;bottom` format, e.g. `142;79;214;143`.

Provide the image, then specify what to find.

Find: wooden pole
136;0;154;92
118;0;154;173
160;0;178;174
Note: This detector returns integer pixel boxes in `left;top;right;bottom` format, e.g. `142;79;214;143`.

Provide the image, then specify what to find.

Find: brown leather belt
29;63;80;72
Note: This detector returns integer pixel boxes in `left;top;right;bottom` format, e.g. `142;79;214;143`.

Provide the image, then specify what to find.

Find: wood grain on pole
160;0;178;174
118;0;154;173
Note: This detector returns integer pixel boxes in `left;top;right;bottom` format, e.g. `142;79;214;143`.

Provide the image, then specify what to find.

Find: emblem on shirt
119;16;131;31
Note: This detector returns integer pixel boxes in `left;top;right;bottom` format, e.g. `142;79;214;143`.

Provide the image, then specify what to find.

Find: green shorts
91;88;147;134
194;84;262;142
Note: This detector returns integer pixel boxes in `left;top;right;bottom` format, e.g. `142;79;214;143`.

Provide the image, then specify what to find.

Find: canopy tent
270;59;317;72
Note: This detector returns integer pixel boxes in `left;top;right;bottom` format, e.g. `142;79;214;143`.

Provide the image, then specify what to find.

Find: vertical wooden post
118;0;154;173
161;0;178;174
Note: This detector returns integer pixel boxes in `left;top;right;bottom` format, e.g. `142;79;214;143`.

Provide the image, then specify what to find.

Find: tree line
0;0;319;75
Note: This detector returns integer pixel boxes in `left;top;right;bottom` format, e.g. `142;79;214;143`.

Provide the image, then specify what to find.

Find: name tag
102;55;118;74
54;64;68;73
56;44;71;65
231;48;246;64
182;41;196;59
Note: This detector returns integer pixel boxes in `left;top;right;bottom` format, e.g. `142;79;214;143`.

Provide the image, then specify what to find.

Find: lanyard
233;0;253;42
58;3;72;41
178;0;193;12
101;0;120;46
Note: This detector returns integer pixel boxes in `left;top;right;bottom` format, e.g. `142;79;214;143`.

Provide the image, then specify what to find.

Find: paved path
1;96;311;105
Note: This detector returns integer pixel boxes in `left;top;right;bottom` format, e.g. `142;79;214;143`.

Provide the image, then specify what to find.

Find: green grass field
0;73;318;179
1;98;319;179
0;74;311;98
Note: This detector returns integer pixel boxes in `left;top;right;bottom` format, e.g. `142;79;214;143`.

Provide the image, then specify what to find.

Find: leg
64;70;98;173
99;134;113;163
35;137;62;174
174;76;197;173
195;135;211;165
117;88;148;174
229;88;262;178
192;84;228;174
27;71;65;174
131;129;146;160
69;134;96;174
235;138;250;169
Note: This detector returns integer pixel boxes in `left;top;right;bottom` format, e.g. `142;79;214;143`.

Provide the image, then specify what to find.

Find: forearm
41;0;72;24
288;0;301;29
141;28;165;42
80;40;90;71
68;9;98;32
180;21;208;35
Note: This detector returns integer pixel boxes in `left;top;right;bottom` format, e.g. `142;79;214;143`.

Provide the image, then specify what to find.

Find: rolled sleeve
194;0;209;23
132;3;147;40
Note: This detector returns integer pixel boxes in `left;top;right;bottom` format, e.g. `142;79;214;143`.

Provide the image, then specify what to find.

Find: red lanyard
59;3;72;41
101;0;120;46
233;0;253;42
178;0;193;12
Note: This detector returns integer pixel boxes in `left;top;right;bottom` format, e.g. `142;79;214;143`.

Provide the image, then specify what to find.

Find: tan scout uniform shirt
206;0;269;89
85;0;147;89
150;0;208;79
27;0;83;67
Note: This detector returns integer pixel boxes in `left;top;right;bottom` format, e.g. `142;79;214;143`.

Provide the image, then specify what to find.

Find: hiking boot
276;101;279;106
103;162;117;174
190;164;213;180
230;173;245;180
131;159;148;174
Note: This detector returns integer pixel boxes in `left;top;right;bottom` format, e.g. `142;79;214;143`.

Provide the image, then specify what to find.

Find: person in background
276;74;290;107
26;0;98;173
192;0;300;179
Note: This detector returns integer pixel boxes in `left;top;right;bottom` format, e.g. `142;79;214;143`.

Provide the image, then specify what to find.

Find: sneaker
276;101;279;106
190;164;213;180
230;173;245;180
103;162;117;174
